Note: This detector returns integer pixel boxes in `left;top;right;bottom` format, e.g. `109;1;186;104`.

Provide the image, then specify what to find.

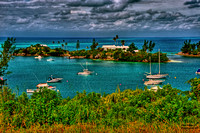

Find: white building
102;45;129;51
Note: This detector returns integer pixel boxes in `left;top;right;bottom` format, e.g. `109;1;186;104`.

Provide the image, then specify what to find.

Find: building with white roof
102;45;129;51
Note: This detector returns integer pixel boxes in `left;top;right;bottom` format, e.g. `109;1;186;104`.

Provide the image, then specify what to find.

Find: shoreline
176;52;200;57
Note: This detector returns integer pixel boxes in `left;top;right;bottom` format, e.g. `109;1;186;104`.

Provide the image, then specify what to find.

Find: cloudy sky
0;0;200;37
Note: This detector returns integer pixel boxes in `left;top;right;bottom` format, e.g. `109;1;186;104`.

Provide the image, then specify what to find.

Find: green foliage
180;40;200;55
142;40;156;53
90;39;98;50
127;43;138;53
76;40;80;51
0;37;16;77
1;78;200;130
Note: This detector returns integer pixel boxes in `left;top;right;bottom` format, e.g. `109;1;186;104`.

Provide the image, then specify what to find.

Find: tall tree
90;38;98;50
76;40;80;51
148;41;155;52
142;40;149;52
113;37;116;45
121;40;125;46
65;42;68;51
116;35;119;45
127;43;138;53
0;38;16;85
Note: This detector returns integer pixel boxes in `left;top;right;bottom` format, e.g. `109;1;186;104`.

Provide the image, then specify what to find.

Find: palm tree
121;40;125;46
58;41;60;44
148;41;155;52
76;40;80;51
61;44;64;50
116;35;119;45
65;42;68;51
113;37;116;45
142;40;149;52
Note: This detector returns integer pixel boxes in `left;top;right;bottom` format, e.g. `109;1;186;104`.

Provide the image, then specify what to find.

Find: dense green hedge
0;78;200;129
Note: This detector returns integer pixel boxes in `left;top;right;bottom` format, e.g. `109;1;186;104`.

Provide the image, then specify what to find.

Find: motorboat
26;83;56;93
78;62;93;75
196;69;200;74
47;58;54;61
146;50;168;79
35;55;43;59
47;75;63;83
144;79;164;86
78;69;93;75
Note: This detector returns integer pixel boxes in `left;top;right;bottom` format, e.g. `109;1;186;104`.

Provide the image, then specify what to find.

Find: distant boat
47;75;63;83
47;58;54;61
149;86;162;92
78;62;93;75
35;55;43;59
196;69;200;74
146;49;168;79
27;83;56;93
144;79;164;86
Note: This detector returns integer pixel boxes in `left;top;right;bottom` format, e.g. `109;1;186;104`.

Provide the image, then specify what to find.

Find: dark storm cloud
0;0;200;36
184;0;200;8
67;0;112;7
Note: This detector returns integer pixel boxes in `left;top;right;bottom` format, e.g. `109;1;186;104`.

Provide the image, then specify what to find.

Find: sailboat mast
150;56;151;75
86;62;87;69
159;49;160;74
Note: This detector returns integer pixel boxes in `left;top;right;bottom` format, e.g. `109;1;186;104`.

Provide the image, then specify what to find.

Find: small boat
146;50;168;79
78;69;93;75
78;62;93;75
149;86;162;92
27;83;56;93
47;58;54;61
196;69;200;74
47;75;63;83
144;79;164;86
35;55;43;59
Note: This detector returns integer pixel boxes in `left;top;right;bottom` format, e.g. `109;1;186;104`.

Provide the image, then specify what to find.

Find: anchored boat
27;83;56;93
47;75;63;83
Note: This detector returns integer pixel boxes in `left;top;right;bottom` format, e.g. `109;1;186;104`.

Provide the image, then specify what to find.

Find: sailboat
144;56;165;85
77;62;93;75
146;49;168;79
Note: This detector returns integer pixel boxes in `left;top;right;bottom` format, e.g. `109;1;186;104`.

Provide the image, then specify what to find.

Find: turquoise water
1;37;200;98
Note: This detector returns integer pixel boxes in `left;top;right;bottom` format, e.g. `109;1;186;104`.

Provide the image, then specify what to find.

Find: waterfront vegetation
179;40;200;56
14;39;169;62
0;79;200;132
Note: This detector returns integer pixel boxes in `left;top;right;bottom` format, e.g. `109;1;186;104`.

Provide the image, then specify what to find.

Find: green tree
76;40;80;51
0;38;15;85
65;42;68;51
127;43;138;53
90;39;98;50
116;35;119;45
142;40;149;52
121;40;125;46
113;37;116;45
148;41;155;52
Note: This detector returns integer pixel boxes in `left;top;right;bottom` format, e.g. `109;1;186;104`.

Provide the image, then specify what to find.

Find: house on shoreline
102;45;139;52
102;45;129;51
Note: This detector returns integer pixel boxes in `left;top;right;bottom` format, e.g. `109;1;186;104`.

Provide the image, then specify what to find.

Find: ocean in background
0;37;200;98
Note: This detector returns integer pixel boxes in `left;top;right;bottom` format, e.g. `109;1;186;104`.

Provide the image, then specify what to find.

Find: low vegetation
180;40;200;55
0;78;200;132
14;44;68;56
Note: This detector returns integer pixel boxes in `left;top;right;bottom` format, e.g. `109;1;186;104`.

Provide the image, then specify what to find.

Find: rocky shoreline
176;52;200;57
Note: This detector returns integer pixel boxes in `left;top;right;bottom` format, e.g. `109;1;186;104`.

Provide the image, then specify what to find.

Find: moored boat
144;79;164;86
26;83;56;93
35;55;43;59
196;69;200;74
47;75;63;83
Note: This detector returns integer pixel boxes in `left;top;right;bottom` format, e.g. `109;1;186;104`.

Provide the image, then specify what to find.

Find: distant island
14;37;169;63
177;40;200;57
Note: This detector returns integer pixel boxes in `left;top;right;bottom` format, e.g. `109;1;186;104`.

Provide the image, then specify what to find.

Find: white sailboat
146;49;168;79
78;62;93;75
